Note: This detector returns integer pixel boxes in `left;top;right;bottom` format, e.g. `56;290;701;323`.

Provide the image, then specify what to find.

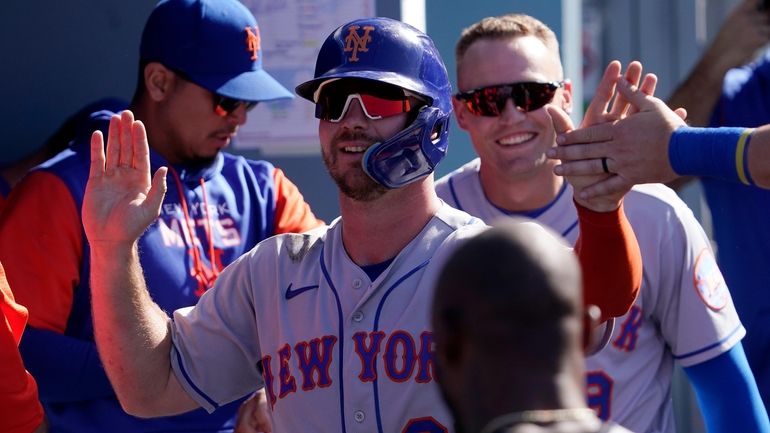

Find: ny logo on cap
245;26;261;61
344;25;374;62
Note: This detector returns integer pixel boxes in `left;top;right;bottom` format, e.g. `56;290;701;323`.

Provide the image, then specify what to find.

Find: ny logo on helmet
245;26;261;61
344;25;374;62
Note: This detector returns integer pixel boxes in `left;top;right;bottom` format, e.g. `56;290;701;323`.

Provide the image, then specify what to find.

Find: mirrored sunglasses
214;95;259;118
315;93;412;122
314;79;416;122
454;81;564;116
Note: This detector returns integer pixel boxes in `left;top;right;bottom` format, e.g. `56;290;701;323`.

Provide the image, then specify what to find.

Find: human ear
452;97;471;131
561;79;573;114
144;62;176;102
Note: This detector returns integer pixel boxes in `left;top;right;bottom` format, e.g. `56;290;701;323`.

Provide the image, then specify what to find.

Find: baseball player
551;59;770;421
436;13;769;433
433;221;634;433
0;0;321;432
81;17;641;433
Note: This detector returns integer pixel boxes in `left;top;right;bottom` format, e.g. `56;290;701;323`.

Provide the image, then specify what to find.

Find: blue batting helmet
296;17;452;189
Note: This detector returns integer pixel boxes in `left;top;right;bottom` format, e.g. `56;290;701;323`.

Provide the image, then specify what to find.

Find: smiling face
319;110;407;202
453;35;571;182
317;80;414;202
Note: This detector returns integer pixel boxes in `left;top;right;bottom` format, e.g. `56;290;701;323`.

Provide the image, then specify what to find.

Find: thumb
547;105;575;136
146;166;168;214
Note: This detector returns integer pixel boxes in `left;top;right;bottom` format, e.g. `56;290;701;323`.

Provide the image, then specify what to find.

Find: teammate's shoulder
434;201;486;230
32;146;90;191
627;183;688;209
435;158;480;188
723;52;770;98
220;152;275;172
625;183;704;232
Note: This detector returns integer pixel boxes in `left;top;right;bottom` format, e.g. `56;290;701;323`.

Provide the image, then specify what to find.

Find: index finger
608;61;642;119
582;61;621;127
628;73;658;115
556;122;614;147
550;141;609;163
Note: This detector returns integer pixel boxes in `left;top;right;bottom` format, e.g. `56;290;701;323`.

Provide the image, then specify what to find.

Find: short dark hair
432;221;581;360
455;14;559;64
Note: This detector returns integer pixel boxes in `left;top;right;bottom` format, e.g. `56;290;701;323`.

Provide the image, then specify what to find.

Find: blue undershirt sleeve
683;343;770;433
19;326;114;402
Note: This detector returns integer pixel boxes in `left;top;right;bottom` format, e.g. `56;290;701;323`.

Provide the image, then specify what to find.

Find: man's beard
322;134;388;202
185;154;219;168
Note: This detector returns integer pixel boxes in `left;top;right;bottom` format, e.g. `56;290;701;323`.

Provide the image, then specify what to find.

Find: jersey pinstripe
436;158;745;433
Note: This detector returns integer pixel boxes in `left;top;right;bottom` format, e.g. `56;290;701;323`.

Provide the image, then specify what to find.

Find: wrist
90;240;139;260
669;127;755;185
573;199;623;224
573;196;620;213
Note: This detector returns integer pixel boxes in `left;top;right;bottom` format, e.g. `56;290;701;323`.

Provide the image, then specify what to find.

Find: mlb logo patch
693;249;729;311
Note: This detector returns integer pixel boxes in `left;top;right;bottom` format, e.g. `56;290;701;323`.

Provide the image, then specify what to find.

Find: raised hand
581;60;648;128
549;79;687;199
82;110;168;246
548;61;656;211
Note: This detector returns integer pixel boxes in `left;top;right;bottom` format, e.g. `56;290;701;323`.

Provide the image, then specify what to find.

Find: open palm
82;110;167;246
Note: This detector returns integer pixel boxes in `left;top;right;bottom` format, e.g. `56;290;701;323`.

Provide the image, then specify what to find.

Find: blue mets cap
139;0;293;102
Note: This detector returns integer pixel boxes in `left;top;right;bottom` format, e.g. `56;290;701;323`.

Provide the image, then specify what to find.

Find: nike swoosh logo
285;283;320;300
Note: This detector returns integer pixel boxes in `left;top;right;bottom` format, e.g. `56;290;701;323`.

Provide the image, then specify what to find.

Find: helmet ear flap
362;106;450;189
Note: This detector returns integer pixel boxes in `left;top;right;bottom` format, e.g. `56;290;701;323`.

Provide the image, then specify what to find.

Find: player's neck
130;103;178;165
478;161;563;212
466;368;588;433
338;178;440;266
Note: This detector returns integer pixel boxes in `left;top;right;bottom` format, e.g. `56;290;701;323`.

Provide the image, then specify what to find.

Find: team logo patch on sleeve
693;249;729;311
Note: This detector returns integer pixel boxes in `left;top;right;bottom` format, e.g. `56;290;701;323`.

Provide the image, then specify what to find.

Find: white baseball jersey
169;203;493;433
436;159;745;433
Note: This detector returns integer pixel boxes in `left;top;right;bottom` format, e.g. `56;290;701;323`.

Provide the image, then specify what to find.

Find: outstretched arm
549;61;645;321
556;60;658;211
84;110;197;417
550;80;770;193
684;343;770;433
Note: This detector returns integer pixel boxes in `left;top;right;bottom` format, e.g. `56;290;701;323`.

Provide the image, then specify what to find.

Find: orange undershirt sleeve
272;168;325;234
573;201;642;323
0;171;83;333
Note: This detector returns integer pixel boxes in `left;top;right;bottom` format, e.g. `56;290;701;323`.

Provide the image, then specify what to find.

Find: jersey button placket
352;311;364;322
353;410;365;423
352;278;362;289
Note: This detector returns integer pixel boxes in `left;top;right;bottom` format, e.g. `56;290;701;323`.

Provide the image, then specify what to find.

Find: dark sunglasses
314;79;416;122
454;81;564;116
170;68;258;118
214;95;259;118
